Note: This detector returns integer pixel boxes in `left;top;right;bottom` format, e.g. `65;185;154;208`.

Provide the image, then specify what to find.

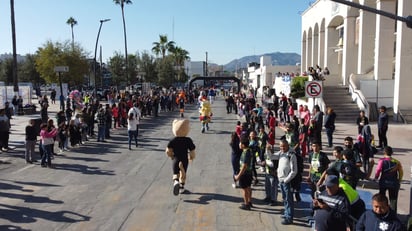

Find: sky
0;0;311;65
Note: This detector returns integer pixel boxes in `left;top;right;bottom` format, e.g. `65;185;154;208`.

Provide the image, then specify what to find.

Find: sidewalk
1;101;62;162
255;93;412;218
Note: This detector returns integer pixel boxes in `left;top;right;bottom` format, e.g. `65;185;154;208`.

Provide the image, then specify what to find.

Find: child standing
235;138;253;210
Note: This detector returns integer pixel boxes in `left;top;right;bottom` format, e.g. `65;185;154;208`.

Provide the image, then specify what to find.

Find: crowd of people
229;90;406;230
13;88;210;168
0;84;407;230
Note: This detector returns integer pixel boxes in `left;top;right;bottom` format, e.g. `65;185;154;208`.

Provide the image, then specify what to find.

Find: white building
248;56;301;98
301;0;412;120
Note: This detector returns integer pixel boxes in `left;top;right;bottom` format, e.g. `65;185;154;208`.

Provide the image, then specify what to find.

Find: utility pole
10;0;19;94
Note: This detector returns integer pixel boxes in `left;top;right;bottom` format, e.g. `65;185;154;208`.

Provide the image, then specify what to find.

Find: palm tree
66;17;78;50
171;46;190;81
152;34;175;59
172;46;190;67
114;0;132;85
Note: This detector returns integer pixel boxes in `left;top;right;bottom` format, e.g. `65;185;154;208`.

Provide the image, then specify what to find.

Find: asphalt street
0;96;411;230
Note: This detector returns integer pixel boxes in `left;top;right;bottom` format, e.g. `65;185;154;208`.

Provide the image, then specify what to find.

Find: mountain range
223;52;301;71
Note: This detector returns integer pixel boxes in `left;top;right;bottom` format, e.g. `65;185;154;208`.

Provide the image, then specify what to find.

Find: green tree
157;56;176;87
35;40;89;87
137;51;158;83
66;17;78;50
127;53;138;85
108;51;125;87
0;58;13;84
171;46;190;82
290;76;309;99
152;34;175;59
19;54;42;84
114;0;132;85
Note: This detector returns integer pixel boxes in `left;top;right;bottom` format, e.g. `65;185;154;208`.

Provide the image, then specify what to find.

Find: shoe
248;202;254;208
262;197;271;203
239;204;251;210
173;180;180;196
129;147;131;150
41;164;47;168
268;200;277;206
281;219;293;225
253;179;259;186
295;193;302;202
179;187;186;194
26;161;33;164
32;159;38;162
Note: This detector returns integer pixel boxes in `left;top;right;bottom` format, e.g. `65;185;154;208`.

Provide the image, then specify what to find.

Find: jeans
25;140;36;161
41;144;53;166
378;128;388;147
265;174;278;202
280;181;294;221
325;128;334;147
128;130;138;148
97;125;105;141
231;154;240;178
379;186;399;213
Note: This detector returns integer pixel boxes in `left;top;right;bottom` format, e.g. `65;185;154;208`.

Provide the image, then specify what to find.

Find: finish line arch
189;76;241;93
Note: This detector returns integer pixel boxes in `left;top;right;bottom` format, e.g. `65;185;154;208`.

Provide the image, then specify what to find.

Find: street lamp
93;18;110;98
329;0;412;28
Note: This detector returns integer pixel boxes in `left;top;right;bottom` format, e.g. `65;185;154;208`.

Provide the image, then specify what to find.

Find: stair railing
348;73;370;118
397;108;408;124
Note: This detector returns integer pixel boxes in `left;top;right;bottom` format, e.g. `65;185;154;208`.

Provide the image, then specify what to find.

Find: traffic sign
305;81;323;98
54;66;69;72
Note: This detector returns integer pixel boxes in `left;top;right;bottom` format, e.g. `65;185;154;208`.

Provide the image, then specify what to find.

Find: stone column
306;33;313;69
357;0;376;74
342;16;358;85
301;35;307;73
374;0;396;81
313;30;319;67
393;0;412;116
324;26;340;78
319;28;325;68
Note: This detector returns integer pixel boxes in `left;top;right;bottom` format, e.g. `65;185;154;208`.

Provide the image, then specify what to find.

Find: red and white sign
305;81;322;98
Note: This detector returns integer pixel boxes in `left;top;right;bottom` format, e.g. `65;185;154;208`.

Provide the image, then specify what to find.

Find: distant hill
223;52;301;71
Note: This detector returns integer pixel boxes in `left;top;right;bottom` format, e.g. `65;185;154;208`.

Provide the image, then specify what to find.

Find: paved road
0;97;411;230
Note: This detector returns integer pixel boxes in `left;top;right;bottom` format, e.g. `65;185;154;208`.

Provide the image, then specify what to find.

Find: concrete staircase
322;85;360;123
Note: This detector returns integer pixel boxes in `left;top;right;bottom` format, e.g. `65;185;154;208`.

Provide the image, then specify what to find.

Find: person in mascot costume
199;97;213;133
166;119;196;195
176;91;186;118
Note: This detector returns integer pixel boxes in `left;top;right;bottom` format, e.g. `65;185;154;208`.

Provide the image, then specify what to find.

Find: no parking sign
305;81;323;98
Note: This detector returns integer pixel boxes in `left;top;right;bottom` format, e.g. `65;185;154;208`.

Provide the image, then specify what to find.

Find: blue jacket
356;209;405;231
